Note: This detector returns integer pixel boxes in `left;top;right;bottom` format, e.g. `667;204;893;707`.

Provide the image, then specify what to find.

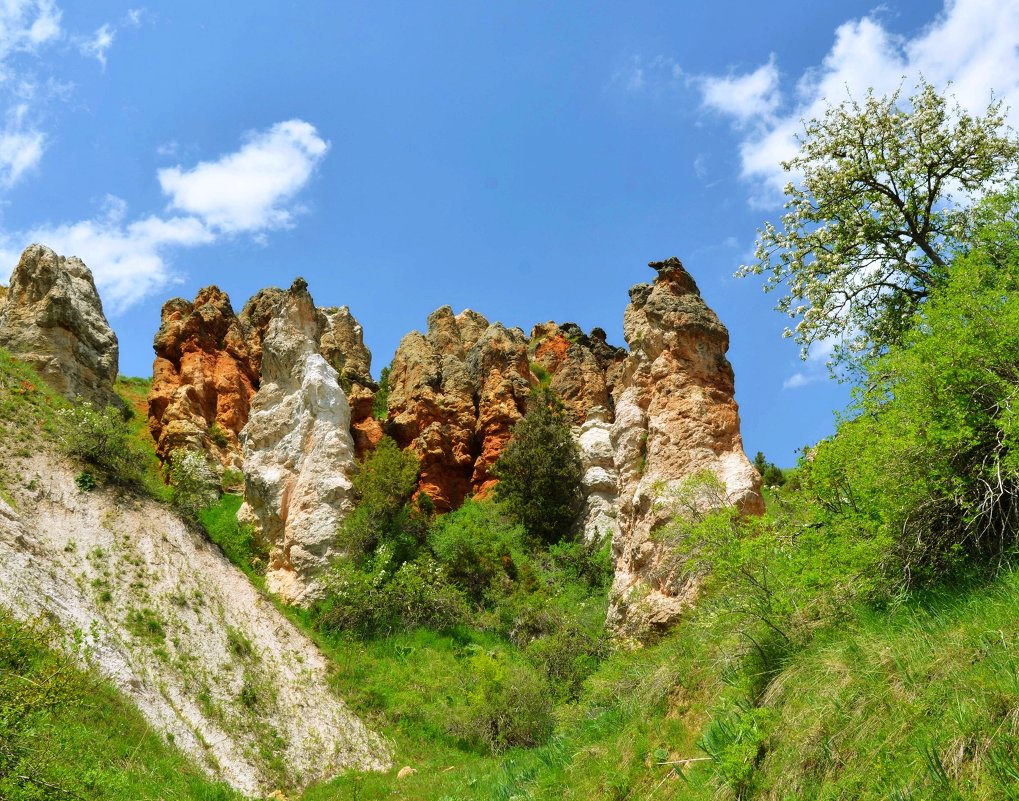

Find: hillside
0;354;388;797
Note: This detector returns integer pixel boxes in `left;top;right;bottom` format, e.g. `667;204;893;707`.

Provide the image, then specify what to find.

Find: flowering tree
738;80;1019;367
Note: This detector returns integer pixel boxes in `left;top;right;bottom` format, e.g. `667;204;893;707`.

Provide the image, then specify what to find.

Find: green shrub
206;423;229;448
525;623;607;700
74;470;97;492
372;365;391;421
166;448;218;520
493;387;583;545
427;498;525;604
220;468;244;492
800;225;1019;587
450;649;554;753
318;547;469;637
340;435;425;562
59;402;143;484
548;535;613;590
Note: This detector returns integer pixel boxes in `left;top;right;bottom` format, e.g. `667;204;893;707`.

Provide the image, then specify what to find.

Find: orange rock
147;287;260;469
607;258;764;637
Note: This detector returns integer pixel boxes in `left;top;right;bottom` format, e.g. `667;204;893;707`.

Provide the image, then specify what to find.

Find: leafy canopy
802;185;1019;584
739;79;1019;367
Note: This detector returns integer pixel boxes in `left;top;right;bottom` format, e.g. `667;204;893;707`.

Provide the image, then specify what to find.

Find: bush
450;649;554;753
548;535;613;591
74;470;97;492
59;402;142;484
340;436;425;562
801;227;1019;587
317;547;469;637
206;423;229;448
525;623;607;700
372;365;391;421
427;499;525;604
493;387;583;545
166;449;218;520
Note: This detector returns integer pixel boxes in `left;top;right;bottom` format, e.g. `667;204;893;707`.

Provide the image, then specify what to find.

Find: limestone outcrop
148;287;260;469
147;285;382;470
138;257;760;631
607;258;763;635
0;244;120;407
385;307;531;510
319;304;383;458
237;279;359;604
530;321;625;424
575;406;622;543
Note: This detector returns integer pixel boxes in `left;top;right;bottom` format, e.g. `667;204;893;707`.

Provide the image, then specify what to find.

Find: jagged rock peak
237;279;359;604
148;278;379;468
384;307;533;509
530;320;626;425
148;285;259;469
607;256;763;637
0;244;120;408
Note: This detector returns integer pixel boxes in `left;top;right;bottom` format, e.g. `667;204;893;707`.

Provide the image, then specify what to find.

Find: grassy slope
6;356;1019;799
0;356;239;800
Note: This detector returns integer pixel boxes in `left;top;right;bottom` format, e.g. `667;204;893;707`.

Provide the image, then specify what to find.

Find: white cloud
158;120;330;233
0;119;330;312
782;372;817;390
0;104;44;186
7;199;213;311
613;54;682;93
79;23;114;69
700;56;780;124
698;0;1019;202
0;0;62;58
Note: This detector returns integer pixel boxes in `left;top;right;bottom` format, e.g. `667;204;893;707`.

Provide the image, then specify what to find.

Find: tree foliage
802;188;1019;584
166;448;218;519
739;79;1019;366
493;387;583;545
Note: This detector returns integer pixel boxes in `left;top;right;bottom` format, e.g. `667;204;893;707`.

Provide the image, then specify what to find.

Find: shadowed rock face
237;279;359;604
318;304;383;458
0;244;120;408
607;258;763;636
148;287;260;469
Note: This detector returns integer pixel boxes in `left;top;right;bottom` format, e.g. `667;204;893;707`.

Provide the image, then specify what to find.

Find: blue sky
0;0;1015;464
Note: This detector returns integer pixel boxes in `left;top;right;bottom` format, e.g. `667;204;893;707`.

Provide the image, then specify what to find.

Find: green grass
198;493;266;580
114;375;172;502
10;354;1019;800
0;608;240;801
750;574;1019;800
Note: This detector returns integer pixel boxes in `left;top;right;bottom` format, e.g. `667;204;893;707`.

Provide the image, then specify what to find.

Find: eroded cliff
0;244;120;408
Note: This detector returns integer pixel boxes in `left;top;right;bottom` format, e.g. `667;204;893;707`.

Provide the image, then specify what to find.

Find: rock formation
318;304;383;458
236;279;359;604
147;285;382;468
575;406;622;544
385;307;532;510
148;287;260;469
0;244;120;407
530;321;625;424
139;257;761;629
606;258;763;635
